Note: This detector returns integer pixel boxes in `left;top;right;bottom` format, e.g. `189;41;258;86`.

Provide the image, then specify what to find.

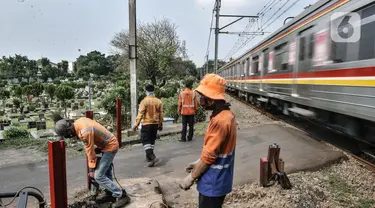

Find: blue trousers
94;150;122;197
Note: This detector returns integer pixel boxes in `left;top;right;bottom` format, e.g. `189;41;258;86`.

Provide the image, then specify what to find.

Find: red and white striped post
48;141;67;208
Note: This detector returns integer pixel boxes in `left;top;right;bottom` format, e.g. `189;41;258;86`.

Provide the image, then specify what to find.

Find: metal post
116;98;122;146
214;0;221;74
129;0;138;128
84;110;93;190
48;141;67;208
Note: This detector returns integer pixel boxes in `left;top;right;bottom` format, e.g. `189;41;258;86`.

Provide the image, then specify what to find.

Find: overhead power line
223;0;302;61
202;1;216;76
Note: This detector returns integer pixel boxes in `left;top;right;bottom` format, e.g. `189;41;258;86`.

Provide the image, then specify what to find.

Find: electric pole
214;0;221;74
129;0;137;128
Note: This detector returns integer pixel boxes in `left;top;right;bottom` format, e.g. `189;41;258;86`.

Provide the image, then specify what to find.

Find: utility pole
129;0;137;128
214;0;221;74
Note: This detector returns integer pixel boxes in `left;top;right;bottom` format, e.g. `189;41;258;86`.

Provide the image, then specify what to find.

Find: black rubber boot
96;190;116;204
112;190;131;208
147;153;159;167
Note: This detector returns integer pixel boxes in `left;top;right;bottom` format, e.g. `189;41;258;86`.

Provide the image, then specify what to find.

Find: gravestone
39;114;45;120
0;124;3;131
0;110;4;116
18;115;26;121
28;121;37;129
36;121;46;130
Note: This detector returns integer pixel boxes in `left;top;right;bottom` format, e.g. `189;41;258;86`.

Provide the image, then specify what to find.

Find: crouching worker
54;117;131;207
179;74;237;208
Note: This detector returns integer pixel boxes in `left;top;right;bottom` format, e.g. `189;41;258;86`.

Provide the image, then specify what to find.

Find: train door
294;26;315;97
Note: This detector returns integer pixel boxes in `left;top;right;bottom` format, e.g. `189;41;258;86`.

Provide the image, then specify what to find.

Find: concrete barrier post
48;141;67;208
116;98;122;146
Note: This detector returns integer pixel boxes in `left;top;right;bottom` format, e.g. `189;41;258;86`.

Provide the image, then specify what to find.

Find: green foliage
31;82;44;97
56;85;75;117
75;51;112;77
28;103;36;112
0;88;10;100
96;82;106;90
161;96;179;122
23;85;33;96
12;85;23;98
12;98;21;108
45;84;55;102
20;81;28;87
195;105;206;122
3;127;29;140
66;101;72;108
53;79;61;85
79;101;85;107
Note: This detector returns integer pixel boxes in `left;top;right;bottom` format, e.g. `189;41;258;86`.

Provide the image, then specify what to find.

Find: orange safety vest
178;88;198;115
74;117;119;169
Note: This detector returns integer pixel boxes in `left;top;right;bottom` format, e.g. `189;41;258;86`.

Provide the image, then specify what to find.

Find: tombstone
18;115;26;121
10;108;17;114
39;113;45;120
73;104;79;110
0;110;4;116
50;103;54;107
36;121;46;130
28;121;37;129
0;124;3;131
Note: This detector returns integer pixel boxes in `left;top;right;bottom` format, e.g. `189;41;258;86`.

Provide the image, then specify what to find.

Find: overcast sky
0;0;317;66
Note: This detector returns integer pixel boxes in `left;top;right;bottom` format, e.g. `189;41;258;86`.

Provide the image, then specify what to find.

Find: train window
263;49;269;71
245;58;250;77
359;4;375;60
299;37;306;61
252;55;259;74
275;42;288;71
308;34;314;59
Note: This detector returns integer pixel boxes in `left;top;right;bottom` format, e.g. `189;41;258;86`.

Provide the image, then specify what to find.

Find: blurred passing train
219;0;375;143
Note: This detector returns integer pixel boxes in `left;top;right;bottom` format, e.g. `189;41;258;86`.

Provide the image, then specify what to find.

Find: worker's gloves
179;160;209;191
133;125;138;132
179;173;195;190
185;159;200;173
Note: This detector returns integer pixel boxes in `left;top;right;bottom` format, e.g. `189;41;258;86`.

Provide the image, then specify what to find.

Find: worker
133;84;163;167
179;74;237;208
178;78;198;142
54;117;130;207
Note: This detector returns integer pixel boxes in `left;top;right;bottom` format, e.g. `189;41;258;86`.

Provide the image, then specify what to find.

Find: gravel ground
180;94;375;208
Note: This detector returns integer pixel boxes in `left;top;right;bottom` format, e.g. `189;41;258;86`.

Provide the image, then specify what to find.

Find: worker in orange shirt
178;78;198;142
133;84;163;167
179;74;237;208
54;117;130;207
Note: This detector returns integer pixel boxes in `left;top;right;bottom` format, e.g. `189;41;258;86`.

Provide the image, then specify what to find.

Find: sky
0;0;318;66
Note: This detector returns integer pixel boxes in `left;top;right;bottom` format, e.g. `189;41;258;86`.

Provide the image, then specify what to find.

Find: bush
79;101;85;107
3;127;29;140
13;98;21;109
28;104;36;112
161;96;179;122
195;105;206;122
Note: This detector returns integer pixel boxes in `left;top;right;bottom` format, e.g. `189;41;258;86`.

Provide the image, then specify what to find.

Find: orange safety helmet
195;74;226;101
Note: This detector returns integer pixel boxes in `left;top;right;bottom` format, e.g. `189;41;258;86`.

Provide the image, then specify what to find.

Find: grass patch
327;172;375;208
0;137;50;151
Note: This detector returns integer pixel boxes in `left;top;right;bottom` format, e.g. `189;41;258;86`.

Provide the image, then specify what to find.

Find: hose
0;186;45;208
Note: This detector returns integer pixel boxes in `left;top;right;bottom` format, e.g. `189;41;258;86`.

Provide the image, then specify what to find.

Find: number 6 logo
330;12;361;43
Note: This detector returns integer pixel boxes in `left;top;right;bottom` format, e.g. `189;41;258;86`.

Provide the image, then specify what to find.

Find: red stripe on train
227;67;375;81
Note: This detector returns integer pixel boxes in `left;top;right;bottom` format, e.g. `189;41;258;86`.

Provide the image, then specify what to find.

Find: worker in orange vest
179;74;237;208
54;117;130;207
178;78;198;142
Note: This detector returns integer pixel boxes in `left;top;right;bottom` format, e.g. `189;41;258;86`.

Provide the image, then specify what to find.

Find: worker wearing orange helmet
179;74;237;208
54;117;130;207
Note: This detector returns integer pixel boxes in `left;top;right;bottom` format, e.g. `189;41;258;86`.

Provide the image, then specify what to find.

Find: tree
75;51;111;77
0;89;10;106
12;85;23;99
58;60;69;75
31;82;44;97
111;18;180;86
45;84;56;103
56;85;75;117
13;98;21;109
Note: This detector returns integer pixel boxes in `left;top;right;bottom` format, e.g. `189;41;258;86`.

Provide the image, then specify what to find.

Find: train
218;0;375;143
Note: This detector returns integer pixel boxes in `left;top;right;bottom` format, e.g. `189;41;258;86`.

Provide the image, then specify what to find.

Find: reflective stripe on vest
182;92;195;108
